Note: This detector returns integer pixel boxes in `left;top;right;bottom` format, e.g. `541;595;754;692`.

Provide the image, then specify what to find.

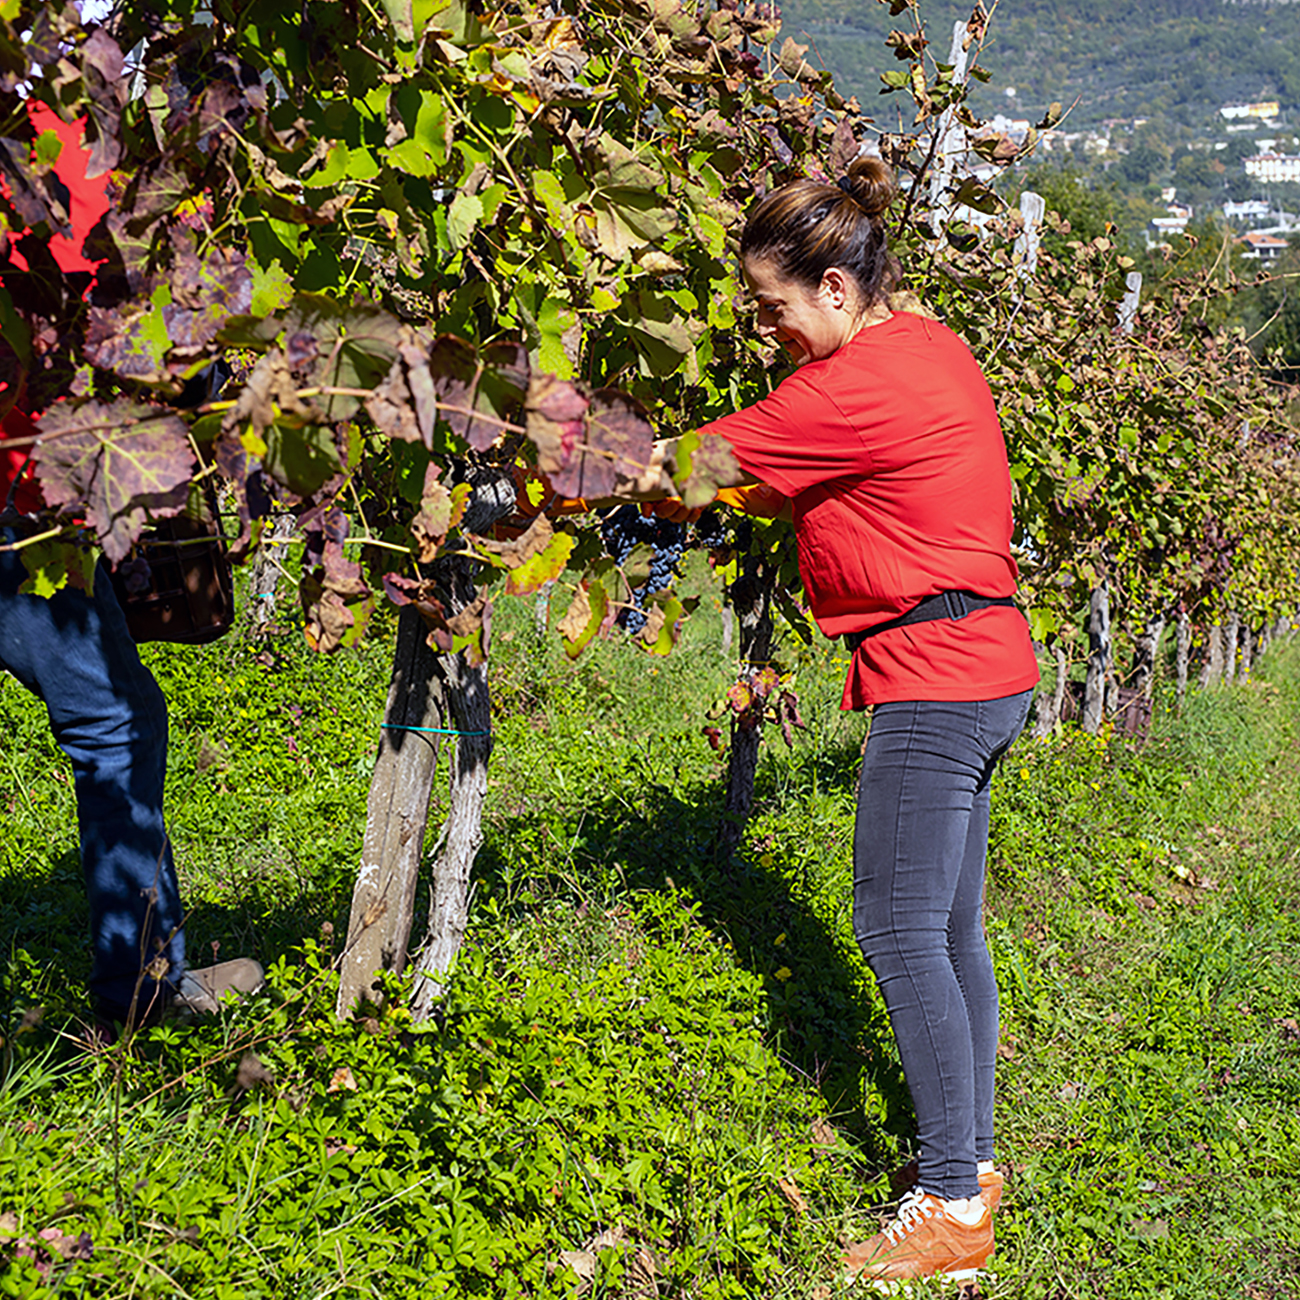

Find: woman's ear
820;267;852;309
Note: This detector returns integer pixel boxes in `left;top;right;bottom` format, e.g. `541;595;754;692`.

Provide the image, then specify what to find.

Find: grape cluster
598;504;753;635
600;506;687;634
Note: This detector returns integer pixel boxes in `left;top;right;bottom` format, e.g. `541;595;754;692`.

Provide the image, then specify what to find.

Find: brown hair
739;157;896;305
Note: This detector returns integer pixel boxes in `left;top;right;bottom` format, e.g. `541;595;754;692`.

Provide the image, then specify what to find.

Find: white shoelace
881;1190;936;1245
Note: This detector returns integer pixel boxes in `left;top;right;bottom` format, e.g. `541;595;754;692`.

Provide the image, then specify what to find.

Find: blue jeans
853;691;1033;1201
0;535;184;1018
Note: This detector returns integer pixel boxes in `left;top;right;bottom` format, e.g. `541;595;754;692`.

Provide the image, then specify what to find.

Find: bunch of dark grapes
600;506;687;634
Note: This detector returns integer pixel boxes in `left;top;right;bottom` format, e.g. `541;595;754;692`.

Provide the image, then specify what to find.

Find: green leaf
32;129;62;169
380;0;414;41
303;142;351;188
674;428;742;509
506;529;575;596
17;537;95;599
537;297;578;379
558;578;608;658
250;259;295;317
447;193;482;249
264;420;343;497
415;92;450;166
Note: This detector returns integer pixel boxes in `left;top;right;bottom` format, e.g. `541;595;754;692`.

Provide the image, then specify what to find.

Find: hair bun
839;157;896;219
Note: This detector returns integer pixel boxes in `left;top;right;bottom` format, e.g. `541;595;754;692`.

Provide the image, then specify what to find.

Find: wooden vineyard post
1015;191;1045;279
1131;613;1166;702
337;605;446;1016
246;513;295;636
927;21;972;229
1118;271;1143;335
1031;643;1069;739
1199;620;1226;690
1082;578;1111;733
1223;609;1241;683
1175;605;1192;712
716;555;774;859
408;560;494;1021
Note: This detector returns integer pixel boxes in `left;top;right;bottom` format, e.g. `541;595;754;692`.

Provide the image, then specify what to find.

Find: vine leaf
827;117;858;175
526;372;588;478
162;241;253;359
558;577;607;658
674;427;742;508
17;537;97;598
412;478;470;562
548;388;654;501
447;591;492;666
426;336;529;451
470;514;575;595
32;400;194;562
299;507;375;652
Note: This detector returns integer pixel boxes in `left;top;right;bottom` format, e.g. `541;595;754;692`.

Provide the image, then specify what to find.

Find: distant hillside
780;0;1300;131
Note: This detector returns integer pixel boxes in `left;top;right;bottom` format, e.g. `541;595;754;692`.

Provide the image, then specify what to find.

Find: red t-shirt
700;312;1040;709
1;109;111;511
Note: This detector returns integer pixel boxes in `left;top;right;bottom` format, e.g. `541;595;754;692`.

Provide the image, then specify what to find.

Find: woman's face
742;256;859;365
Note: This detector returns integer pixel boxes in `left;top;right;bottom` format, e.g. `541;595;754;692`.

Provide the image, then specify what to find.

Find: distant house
1237;231;1291;261
1244;153;1300;183
1221;101;1280;121
1223;199;1273;222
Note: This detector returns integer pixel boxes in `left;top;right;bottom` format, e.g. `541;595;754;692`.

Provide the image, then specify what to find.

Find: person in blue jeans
0;532;262;1028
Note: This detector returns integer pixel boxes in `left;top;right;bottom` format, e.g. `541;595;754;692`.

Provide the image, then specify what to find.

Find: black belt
843;590;1018;653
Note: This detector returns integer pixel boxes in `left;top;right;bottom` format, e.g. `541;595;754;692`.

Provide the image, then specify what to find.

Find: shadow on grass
471;732;916;1174
3;723;913;1180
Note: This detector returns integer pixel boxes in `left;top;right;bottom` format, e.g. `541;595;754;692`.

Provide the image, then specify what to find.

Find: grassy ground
1;564;1298;1297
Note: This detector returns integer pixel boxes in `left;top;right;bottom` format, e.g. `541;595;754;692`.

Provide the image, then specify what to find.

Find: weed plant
0;571;1297;1297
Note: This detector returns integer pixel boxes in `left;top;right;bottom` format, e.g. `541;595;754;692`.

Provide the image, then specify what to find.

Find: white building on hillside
1221;101;1280;121
1244;153;1300;183
1238;231;1291;260
1223;199;1273;222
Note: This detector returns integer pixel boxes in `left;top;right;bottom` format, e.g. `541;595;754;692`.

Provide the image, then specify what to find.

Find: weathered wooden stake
1082;580;1111;733
1031;643;1069;739
1223;609;1240;683
246;513;295;635
337;606;445;1016
409;643;492;1021
1175;606;1191;712
1131;614;1166;701
716;557;774;858
1199;621;1226;690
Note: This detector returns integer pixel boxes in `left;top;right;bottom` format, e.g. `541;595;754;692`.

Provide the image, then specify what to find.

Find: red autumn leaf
32;400;195;562
550;388;653;501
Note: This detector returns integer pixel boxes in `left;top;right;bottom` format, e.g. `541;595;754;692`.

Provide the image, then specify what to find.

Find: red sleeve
696;364;872;498
17;107;110;275
1;407;44;512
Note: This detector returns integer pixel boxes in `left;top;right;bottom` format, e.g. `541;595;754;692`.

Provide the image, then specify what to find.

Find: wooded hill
783;0;1300;131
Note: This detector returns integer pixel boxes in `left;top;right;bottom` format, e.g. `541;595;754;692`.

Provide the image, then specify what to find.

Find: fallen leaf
235;1053;273;1090
777;1176;809;1214
327;1066;358;1093
811;1117;837;1146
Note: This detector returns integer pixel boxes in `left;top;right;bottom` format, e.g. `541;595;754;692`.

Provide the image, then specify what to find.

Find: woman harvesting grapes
629;156;1039;1285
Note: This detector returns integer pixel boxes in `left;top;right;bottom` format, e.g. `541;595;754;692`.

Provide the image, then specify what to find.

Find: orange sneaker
844;1189;993;1286
891;1160;1004;1212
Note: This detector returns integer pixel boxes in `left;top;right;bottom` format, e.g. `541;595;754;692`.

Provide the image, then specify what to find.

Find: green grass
1;570;1298;1297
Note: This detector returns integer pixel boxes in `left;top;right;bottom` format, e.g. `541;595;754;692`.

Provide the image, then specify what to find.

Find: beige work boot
174;958;265;1016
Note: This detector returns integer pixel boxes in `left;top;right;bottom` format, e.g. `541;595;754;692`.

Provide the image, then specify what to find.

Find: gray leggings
853;691;1033;1201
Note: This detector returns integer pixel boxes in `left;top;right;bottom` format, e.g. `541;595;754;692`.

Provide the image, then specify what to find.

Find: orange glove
641;498;701;524
715;483;789;518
